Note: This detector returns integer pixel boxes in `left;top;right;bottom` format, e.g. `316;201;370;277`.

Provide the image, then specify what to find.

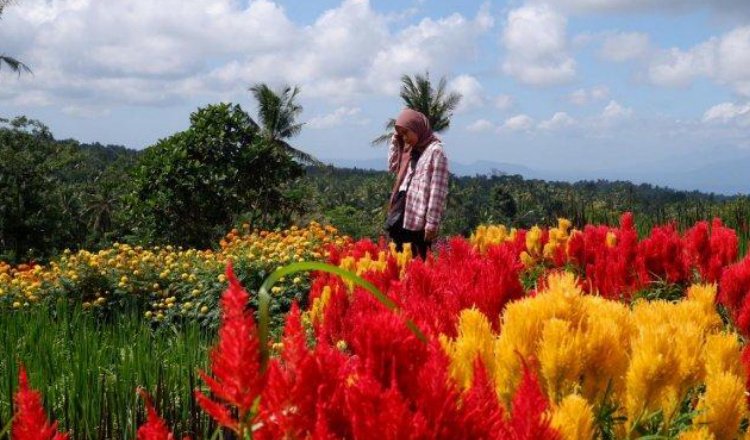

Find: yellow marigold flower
693;372;747;440
551;394;595;440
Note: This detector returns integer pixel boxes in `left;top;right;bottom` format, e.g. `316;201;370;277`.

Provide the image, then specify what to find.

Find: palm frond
371;118;396;146
249;82;305;144
278;122;304;140
0;55;31;75
276;140;322;166
385;71;462;136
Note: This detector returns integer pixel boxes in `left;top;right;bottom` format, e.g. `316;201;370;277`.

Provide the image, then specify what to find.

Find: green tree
372;72;462;145
0;0;31;75
249;83;321;165
0;118;69;262
124;103;304;248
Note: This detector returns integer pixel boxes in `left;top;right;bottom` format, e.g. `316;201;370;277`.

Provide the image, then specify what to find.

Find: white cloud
448;74;486;113
0;0;493;111
601;100;633;121
530;0;750;16
601;32;651;62
467;119;495;132
647;26;750;96
702;102;750;126
366;5;494;95
648;40;716;88
494;94;515;110
539;112;576;130
0;0;298;108
501;4;576;86
307;106;367;129
501;114;535;131
569;86;609;105
569;89;589;106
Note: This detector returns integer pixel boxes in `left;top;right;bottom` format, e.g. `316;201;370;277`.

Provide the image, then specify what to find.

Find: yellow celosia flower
520;251;535;268
309;285;332;325
494;272;584;403
551;394;595;440
704;332;744;379
557;218;572;234
679;428;716;440
440;308;496;390
539;319;583;400
470;224;512;254
693;372;747;440
605;231;617;248
526;226;543;257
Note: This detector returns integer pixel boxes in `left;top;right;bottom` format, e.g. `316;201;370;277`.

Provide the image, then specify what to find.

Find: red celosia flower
136;388;186;440
508;365;561;440
719;255;750;335
259;303;344;438
461;361;510;439
195;261;264;435
12;366;70;440
564;214;641;299
686;219;738;283
637;222;689;285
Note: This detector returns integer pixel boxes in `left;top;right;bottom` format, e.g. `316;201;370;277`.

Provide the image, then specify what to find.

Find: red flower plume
12;366;70;440
195;261;265;435
136;388;186;440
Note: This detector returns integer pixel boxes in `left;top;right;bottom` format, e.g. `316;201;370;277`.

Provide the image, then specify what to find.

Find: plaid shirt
388;135;449;232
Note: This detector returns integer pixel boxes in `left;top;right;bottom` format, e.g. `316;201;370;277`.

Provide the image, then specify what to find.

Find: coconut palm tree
372;72;462;145
249;83;321;166
0;0;31;75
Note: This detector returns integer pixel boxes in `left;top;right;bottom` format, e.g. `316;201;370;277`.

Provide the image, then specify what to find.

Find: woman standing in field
385;108;449;259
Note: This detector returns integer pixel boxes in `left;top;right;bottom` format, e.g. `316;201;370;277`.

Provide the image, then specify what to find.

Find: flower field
6;214;750;439
0;222;345;328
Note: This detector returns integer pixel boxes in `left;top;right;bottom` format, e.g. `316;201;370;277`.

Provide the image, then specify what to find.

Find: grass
0;299;215;439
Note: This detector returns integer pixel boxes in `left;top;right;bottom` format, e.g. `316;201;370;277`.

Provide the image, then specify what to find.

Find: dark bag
384;148;421;234
385;190;407;232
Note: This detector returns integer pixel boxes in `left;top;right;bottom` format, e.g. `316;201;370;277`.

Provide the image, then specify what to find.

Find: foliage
0;117;136;263
372;71;462;145
249;83;321;165
301;166;750;248
0;0;32;76
124;103;304;248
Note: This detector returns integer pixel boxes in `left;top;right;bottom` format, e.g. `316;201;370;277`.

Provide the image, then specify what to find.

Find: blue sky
2;0;750;191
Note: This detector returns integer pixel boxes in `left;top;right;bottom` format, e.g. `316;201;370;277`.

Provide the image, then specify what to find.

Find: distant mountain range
323;155;750;196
